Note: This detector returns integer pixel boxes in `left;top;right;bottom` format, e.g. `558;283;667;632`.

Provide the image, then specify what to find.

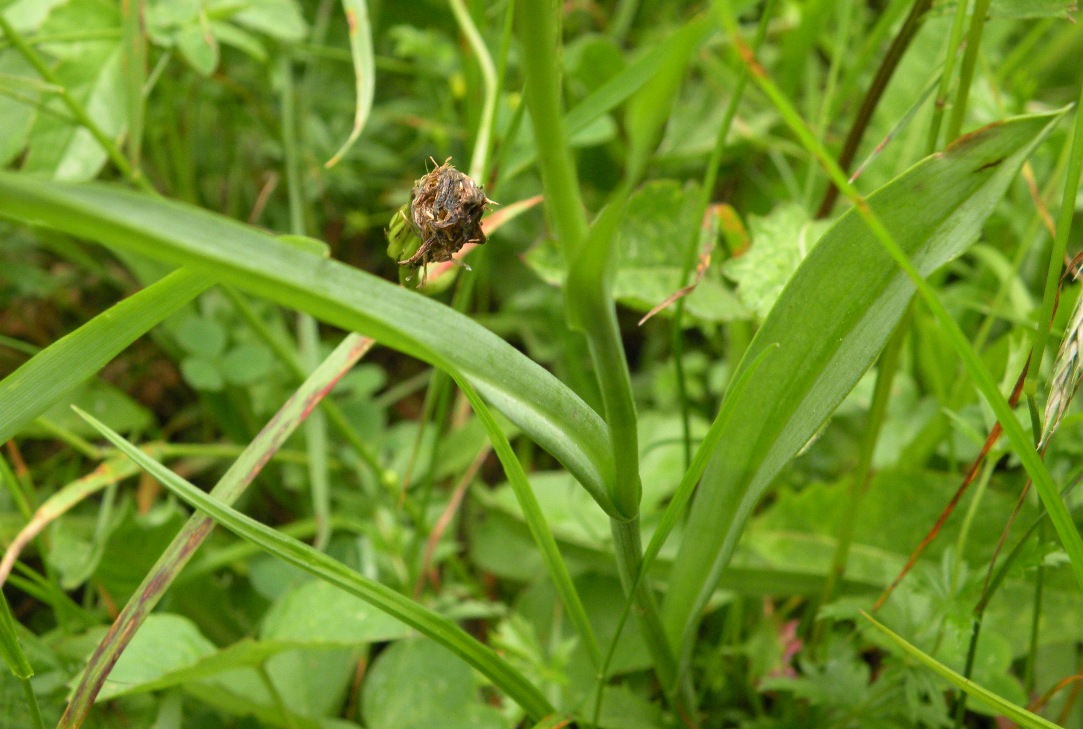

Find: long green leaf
0;590;33;679
323;0;375;168
58;336;371;729
663;112;1062;654
623;14;710;184
0;173;616;516
0;267;211;444
73;408;556;721
863;612;1061;728
455;378;602;668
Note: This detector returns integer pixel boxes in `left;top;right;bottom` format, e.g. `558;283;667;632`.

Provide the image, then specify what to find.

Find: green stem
279;55;307;236
515;0;589;255
815;0;932;218
20;677;45;729
1030;79;1083;383
608;0;639;41
925;0;970;151
448;0;498;182
279;53;332;549
121;0;146;171
945;0;992;142
1024;520;1046;694
609;518;681;701
671;0;774;469
517;0;680;701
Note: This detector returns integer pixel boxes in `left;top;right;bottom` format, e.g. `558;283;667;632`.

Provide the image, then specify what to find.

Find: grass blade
455;378;602;668
0;267;212;444
73;407;556;722
323;0;375;168
862;612;1061;729
58;336;373;728
0;173;617;517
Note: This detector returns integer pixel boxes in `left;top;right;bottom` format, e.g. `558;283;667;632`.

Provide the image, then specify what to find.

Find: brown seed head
399;157;493;270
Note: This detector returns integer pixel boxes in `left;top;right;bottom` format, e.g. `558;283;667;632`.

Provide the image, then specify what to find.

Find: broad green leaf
220;342;273;386
261;579;410;644
362;638;505;729
23;46;125;180
174;313;227;357
176;21;219;76
97;627;334;727
863;613;1062;729
97;614;216;701
663;112;1062;654
231;0;307;43
1;0;67;32
120;637;356;687
528;181;746;324
179;357;223;392
0;173;616;516
74;408;555;721
723;203;832;320
21;1;125;181
207;20;267;63
0;53;38;166
0;268;209;444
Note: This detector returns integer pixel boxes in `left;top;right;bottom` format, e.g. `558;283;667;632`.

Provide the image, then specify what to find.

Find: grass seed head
1040;275;1083;449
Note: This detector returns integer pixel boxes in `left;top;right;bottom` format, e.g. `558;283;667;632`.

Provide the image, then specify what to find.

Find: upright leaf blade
663;112;1062;653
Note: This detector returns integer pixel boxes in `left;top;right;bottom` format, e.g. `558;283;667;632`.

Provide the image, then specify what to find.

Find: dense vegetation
1;1;1082;727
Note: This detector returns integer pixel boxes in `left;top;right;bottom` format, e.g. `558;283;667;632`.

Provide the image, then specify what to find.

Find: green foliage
1;1;1082;728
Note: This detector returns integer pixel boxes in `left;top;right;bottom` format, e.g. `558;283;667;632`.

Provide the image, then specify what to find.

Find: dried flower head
1040;259;1083;449
388;158;493;285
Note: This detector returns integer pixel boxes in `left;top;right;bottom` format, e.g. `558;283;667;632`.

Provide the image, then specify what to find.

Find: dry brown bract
399;157;493;272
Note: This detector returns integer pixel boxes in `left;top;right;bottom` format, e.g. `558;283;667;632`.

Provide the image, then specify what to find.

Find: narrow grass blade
862;612;1061;729
623;14;710;183
0;173;616;516
0;590;33;679
0;589;43;728
455;378;602;668
73;408;556;722
324;0;375;168
58;336;372;728
503;15;712;182
0;267;212;444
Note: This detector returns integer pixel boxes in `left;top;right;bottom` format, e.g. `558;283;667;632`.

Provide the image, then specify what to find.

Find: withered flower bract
391;158;493;284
